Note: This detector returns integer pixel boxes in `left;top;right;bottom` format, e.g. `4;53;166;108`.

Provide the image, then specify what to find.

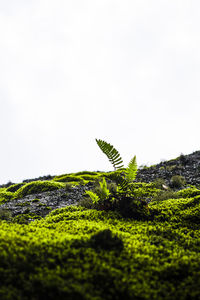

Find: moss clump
31;198;40;203
152;190;178;202
53;174;85;184
89;229;124;251
6;183;25;193
78;174;100;181
176;187;200;198
170;175;186;188
74;171;100;176
150;196;200;223
0;190;14;203
82;179;159;219
0;208;12;220
11;213;42;224
14;181;64;199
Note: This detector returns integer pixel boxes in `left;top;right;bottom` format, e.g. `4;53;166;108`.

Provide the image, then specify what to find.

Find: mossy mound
176;187;200;198
53;174;86;184
0;197;199;299
150;195;200;224
6;183;25;193
0;190;14;204
14;181;64;199
75;174;100;181
53;172;100;184
0;164;200;299
74;171;100;176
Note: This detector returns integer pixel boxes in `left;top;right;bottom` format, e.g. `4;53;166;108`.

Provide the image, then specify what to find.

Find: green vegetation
0;196;199;299
0;208;12;220
170;175;186;188
53;174;86;184
6;183;25;192
74;171;100;176
15;181;65;199
0;189;14;203
176;187;200;198
53;172;101;184
0;180;65;204
85;139;149;218
95;139;137;191
0;142;199;299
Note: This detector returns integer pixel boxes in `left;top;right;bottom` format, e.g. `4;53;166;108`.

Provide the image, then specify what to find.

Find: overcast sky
0;0;200;184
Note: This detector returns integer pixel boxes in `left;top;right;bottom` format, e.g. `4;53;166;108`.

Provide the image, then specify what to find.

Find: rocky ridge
0;150;200;220
137;150;200;186
0;183;94;220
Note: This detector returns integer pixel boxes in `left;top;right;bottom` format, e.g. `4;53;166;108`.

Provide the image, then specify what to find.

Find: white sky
0;0;200;184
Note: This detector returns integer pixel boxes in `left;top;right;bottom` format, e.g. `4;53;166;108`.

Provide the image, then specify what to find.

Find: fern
99;177;111;199
112;173;129;192
85;178;111;205
95;139;137;193
95;139;124;170
125;156;137;182
85;191;100;204
83;139;149;218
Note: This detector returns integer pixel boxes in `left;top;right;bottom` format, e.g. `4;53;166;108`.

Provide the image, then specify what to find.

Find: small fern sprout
96;139;138;193
82;138;149;218
85;191;100;204
99;177;111;200
126;155;137;182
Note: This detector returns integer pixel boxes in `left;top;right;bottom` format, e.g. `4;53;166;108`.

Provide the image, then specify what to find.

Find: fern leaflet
96;139;124;170
125;156;137;182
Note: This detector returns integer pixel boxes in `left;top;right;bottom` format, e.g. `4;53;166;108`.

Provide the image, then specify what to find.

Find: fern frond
96;139;124;170
99;178;111;200
125;156;137;182
85;191;100;204
109;173;129;192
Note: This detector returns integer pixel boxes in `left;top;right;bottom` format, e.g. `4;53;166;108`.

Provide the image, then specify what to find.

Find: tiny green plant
84;177;111;206
84;139;149;218
98;177;111;199
96;139;137;193
85;190;100;204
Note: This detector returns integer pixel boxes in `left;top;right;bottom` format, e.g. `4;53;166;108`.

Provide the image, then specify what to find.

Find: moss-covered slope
0;165;200;299
0;193;200;299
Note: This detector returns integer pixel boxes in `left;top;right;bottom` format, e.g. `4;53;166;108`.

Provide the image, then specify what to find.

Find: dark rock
0;182;95;219
137;150;200;186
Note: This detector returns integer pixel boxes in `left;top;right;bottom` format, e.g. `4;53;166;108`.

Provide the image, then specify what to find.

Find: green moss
176;187;200;198
152;190;178;202
166;165;177;171
16;201;31;207
103;169;125;180
79;174;100;181
130;182;160;198
53;174;86;184
74;171;100;176
14;181;64;199
170;175;186;188
0;170;200;299
38;203;47;207
89;229;124;251
0;201;199;299
0;208;12;220
6;183;25;193
150;196;200;224
0;190;14;203
11;213;42;224
31;198;40;203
